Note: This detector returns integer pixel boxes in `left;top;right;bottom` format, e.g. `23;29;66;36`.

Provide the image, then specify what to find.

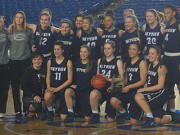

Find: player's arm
46;60;51;89
76;29;82;39
51;26;61;33
141;24;146;32
138;65;167;92
55;60;73;92
128;60;147;89
117;59;124;84
97;58;101;74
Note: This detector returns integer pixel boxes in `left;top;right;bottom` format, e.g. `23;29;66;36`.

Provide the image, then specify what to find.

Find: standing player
163;5;180;116
135;46;174;128
121;15;146;63
77;15;101;60
44;41;73;121
111;43;147;126
100;10;124;59
0;16;9;120
142;9;164;57
89;41;124;123
54;18;74;59
64;45;96;122
8;11;33;123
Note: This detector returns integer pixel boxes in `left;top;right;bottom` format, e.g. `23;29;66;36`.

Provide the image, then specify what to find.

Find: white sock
146;113;153;118
47;106;53;111
68;109;73;113
119;109;126;114
92;110;99;114
170;108;176;113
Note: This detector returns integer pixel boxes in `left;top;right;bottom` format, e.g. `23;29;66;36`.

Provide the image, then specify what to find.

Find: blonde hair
12;11;27;33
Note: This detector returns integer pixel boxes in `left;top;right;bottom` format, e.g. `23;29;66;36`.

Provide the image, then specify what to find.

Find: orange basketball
91;74;107;89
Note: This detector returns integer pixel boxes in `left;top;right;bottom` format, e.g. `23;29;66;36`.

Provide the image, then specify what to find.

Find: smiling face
164;8;175;22
75;16;83;29
61;23;71;35
54;45;64;57
128;44;140;58
146;11;157;25
148;48;159;63
32;56;43;69
124;17;136;31
104;43;115;57
104;16;114;29
40;15;50;29
15;13;24;25
80;47;89;60
82;19;91;31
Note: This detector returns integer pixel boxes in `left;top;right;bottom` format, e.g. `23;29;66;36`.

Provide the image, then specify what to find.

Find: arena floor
1;87;180;135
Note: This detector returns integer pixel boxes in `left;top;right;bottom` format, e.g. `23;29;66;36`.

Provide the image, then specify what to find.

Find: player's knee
135;93;143;102
90;90;100;100
44;92;53;102
65;88;74;97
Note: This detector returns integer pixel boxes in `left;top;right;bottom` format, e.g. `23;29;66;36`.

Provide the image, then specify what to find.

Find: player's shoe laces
64;112;75;122
89;113;100;124
141;118;157;128
47;111;54;121
116;112;128;124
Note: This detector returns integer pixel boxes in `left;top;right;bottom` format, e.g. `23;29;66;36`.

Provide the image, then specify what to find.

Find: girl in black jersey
89;41;124;124
163;5;180;116
44;41;73;121
135;46;173;128
121;15;146;62
111;43;147;126
100;10;124;59
54;18;74;59
77;15;101;60
142;9;164;57
64;45;96;122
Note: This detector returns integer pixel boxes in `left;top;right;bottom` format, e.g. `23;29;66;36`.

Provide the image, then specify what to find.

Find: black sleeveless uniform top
33;25;54;54
126;58;142;85
164;21;180;53
144;24;164;54
80;28;101;60
101;28;121;58
53;32;74;59
147;63;160;87
50;58;68;88
99;57;119;78
74;59;96;89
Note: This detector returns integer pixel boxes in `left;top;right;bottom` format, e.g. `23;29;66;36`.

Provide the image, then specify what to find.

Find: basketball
91;74;107;89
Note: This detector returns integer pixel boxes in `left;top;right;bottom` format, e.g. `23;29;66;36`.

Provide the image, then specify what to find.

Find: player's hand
107;87;112;93
122;86;130;93
137;88;146;93
34;96;41;103
32;45;37;52
70;85;77;89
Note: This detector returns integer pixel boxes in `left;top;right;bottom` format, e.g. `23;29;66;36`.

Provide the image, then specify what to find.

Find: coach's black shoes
64;112;75;122
89;113;100;124
116;112;128;124
47;111;54;121
141;118;157;128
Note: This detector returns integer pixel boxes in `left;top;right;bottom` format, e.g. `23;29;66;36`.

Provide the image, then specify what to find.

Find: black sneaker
142;118;157;128
116;112;128;124
15;113;23;124
89;113;100;124
47;111;54;121
64;112;75;122
171;113;180;123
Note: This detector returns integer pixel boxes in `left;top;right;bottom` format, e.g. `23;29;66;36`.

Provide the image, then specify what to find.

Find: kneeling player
89;41;124;123
135;46;176;128
44;41;73;121
111;43;147;125
64;45;97;122
22;52;46;120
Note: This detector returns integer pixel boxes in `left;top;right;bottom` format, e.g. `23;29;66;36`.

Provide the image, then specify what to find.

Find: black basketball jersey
99;58;119;78
164;21;180;53
121;29;146;61
80;28;101;60
74;59;96;89
101;28;121;57
147;63;160;87
126;58;142;85
33;25;54;54
54;32;74;59
50;58;68;88
144;24;164;54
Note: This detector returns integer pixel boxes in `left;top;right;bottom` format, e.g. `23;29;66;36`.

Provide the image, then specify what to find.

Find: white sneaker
0;113;5;118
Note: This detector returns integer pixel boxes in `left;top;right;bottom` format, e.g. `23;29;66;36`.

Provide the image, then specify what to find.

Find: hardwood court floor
1;88;180;135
